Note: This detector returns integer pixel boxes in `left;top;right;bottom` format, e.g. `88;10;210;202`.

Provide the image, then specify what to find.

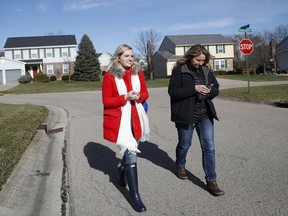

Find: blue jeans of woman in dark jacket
176;117;216;181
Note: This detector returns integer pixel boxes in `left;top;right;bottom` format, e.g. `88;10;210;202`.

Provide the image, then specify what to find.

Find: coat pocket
103;109;121;131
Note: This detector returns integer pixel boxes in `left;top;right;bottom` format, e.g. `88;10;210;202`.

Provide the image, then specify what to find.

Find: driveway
0;79;288;216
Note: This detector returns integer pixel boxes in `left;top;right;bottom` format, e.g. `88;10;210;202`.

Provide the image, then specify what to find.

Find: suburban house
276;36;288;72
153;34;235;77
96;52;112;72
0;57;25;84
3;35;77;83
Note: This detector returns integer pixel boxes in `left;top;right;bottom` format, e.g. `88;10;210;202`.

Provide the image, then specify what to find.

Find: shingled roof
165;34;233;46
4;35;77;48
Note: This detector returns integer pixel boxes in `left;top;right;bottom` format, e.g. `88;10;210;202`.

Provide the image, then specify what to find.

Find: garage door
0;70;3;84
6;69;21;84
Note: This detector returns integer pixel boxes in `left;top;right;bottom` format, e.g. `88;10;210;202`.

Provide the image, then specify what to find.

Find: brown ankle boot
207;181;224;196
176;165;188;180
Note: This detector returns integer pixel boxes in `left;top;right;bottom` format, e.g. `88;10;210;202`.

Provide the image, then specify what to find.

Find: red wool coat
102;68;149;143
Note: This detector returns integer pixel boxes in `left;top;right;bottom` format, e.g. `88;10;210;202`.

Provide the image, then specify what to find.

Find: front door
33;67;38;77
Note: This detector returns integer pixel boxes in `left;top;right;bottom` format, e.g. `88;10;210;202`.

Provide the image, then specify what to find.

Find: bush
33;73;50;83
62;75;70;81
50;75;57;81
18;75;32;84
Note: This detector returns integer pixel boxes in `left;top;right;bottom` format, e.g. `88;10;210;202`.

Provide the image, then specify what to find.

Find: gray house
153;34;235;77
276;36;288;72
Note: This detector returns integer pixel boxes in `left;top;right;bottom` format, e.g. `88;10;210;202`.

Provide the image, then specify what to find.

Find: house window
14;50;21;59
62;48;68;57
216;45;225;54
184;45;209;53
31;49;38;58
203;45;209;51
46;48;53;57
47;65;54;74
214;60;227;70
184;46;191;54
62;64;69;73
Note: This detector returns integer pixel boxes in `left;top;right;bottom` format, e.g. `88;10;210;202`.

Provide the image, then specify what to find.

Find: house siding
154;34;235;77
276;36;288;71
3;35;77;78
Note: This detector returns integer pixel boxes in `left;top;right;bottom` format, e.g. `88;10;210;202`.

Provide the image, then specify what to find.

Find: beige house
153;34;235;77
4;35;77;79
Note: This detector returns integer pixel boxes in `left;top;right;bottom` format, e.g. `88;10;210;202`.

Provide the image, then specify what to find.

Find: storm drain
274;101;288;108
37;124;63;134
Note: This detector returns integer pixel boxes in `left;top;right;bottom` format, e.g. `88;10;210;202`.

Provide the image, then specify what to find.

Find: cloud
64;0;109;11
14;8;24;12
37;2;49;12
168;18;237;31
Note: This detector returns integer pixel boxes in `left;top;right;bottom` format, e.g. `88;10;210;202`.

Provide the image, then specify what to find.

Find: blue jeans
175;118;217;181
122;149;138;165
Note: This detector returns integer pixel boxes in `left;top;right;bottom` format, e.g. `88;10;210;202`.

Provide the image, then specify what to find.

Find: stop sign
240;39;254;55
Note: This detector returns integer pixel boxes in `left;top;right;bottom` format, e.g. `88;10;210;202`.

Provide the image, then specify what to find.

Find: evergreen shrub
18;75;32;84
33;73;50;83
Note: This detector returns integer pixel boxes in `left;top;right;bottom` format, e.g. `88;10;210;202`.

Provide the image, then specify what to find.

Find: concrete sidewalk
0;83;18;91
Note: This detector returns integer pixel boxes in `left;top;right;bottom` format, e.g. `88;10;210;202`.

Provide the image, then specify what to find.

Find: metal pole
245;31;250;93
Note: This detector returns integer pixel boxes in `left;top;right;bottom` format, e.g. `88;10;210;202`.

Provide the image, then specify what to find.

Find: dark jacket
168;64;219;124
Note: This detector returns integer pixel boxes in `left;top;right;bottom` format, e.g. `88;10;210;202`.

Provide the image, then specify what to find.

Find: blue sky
1;0;287;54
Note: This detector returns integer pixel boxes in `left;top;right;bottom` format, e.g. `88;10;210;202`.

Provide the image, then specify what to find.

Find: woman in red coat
102;44;149;212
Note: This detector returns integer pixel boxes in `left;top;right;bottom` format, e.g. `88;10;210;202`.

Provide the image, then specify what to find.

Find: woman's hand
125;90;140;101
195;84;211;95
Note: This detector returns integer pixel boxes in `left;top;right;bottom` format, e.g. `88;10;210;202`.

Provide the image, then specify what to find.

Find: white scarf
115;74;150;154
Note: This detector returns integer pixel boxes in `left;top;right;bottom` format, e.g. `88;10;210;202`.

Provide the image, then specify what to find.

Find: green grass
219;84;288;104
1;80;103;94
1;74;288;95
0;104;48;189
0;74;287;190
217;74;288;104
217;74;288;82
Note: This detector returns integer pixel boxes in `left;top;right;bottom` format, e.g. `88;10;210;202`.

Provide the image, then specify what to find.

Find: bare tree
228;24;288;74
63;56;74;83
225;34;244;72
271;24;288;44
135;28;162;79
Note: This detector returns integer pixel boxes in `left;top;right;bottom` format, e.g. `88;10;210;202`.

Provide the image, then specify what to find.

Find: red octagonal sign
240;39;254;55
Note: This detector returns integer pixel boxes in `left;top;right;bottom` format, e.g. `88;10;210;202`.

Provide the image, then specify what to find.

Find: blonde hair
106;44;140;78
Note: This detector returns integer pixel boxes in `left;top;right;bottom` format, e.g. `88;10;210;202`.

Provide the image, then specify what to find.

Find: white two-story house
96;52;112;72
153;34;235;77
3;35;77;81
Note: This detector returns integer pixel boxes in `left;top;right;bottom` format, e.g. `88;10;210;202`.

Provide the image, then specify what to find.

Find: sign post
239;24;253;93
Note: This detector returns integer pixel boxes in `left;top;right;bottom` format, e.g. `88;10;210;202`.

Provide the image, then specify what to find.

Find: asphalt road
0;79;288;216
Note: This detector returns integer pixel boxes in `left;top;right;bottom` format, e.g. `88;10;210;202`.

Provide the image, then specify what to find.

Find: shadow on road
83;141;207;195
83;142;130;202
139;141;207;190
